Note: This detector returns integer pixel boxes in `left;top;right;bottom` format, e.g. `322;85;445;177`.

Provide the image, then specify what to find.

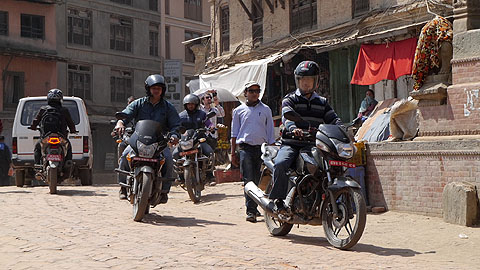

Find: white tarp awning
199;53;286;102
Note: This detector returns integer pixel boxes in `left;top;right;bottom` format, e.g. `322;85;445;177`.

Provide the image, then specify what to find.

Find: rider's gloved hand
114;120;125;136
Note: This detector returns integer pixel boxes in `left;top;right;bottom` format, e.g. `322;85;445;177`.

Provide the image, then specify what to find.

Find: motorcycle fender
134;166;154;177
328;176;361;193
49;161;59;169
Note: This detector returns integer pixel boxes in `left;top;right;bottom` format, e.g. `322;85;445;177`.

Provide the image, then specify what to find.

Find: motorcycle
114;112;174;222
245;113;366;249
28;128;74;194
174;111;216;203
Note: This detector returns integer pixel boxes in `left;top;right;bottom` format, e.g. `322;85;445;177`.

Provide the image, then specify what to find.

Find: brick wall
366;141;480;217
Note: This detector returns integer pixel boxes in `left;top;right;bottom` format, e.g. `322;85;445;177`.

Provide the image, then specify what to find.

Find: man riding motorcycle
115;74;181;201
30;89;77;166
267;61;343;214
172;94;215;181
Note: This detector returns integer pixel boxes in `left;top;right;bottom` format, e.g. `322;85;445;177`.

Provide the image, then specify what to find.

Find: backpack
41;106;62;135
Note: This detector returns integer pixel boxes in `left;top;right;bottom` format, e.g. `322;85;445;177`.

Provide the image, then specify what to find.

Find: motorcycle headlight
332;139;356;159
136;141;158;158
180;139;194;150
316;139;331;153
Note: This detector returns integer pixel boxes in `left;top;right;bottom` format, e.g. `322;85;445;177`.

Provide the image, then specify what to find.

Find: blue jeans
239;144;263;214
269;144;299;200
118;145;174;193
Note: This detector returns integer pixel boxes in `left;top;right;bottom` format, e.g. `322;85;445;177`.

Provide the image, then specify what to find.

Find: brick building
204;0;480;220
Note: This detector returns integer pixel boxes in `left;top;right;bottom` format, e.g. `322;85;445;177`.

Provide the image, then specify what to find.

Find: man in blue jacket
115;74;180;201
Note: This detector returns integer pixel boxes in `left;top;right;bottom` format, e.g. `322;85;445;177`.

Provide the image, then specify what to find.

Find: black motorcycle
174;111;216;203
245;114;366;249
115;113;174;221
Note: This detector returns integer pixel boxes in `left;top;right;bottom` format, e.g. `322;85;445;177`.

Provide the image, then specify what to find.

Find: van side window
21;100;80;126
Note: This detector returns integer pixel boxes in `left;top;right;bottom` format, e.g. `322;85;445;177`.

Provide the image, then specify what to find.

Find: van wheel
15;169;25;187
79;168;93;186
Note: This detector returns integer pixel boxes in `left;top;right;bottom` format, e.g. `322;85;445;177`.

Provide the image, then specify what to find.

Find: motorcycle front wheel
133;172;152;222
184;166;201;203
48;167;57;194
322;187;366;250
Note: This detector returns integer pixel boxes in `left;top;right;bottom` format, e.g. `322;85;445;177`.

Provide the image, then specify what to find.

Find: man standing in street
231;81;275;223
0;136;12;186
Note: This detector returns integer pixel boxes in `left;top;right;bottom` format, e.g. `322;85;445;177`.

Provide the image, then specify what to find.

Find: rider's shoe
266;199;287;215
119;187;127;200
159;193;168;204
246;212;257;223
207;172;216;186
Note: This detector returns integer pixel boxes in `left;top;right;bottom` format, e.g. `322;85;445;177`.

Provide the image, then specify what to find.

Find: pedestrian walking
231;81;275;223
0;136;13;186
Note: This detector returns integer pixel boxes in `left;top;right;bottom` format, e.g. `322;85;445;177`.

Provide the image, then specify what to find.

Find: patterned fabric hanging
412;16;453;90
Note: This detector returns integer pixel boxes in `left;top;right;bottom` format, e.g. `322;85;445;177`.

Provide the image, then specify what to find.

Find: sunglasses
204;96;212;99
247;88;260;93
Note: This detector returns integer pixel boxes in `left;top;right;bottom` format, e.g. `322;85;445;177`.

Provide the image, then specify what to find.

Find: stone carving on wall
453;0;467;8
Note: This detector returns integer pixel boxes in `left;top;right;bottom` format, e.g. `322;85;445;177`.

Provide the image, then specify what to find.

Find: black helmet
183;94;200;112
47;88;63;105
294;61;320;94
144;74;166;97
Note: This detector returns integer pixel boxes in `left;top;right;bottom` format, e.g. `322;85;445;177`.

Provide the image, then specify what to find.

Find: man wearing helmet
172;94;214;160
114;74;181;201
30;89;77;166
267;61;343;214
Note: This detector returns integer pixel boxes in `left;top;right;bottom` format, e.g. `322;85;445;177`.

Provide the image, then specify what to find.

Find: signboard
163;60;183;112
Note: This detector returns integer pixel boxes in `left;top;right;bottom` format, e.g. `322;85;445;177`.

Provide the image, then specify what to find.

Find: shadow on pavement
287;234;422;257
199;193;243;203
0;190;32;194
56;189;108;196
143;213;236;227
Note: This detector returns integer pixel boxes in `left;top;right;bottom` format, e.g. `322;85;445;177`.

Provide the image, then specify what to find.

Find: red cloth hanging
350;37;417;85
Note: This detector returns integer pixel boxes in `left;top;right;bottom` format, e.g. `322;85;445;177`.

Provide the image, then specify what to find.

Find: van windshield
21;100;81;126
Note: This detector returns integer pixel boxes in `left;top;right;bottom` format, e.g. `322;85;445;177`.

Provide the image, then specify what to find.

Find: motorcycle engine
294;175;318;216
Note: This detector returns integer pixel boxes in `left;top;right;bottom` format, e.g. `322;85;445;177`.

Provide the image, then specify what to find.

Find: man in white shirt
231;81;275;223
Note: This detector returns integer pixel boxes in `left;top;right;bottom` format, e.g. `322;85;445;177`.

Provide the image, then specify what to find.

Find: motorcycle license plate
46;154;63;162
180;149;198;156
132;157;158;162
329;160;356;168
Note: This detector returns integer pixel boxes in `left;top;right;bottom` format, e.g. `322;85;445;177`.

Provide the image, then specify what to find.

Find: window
165;26;170;59
149;0;158;11
110;0;132;6
21;100;80;126
352;0;369;17
184;0;202;21
110;16;132;52
165;0;170;14
68;8;92;46
21;14;44;39
185;31;201;63
290;0;317;33
149;23;159;56
0;11;8;36
3;72;24;110
252;1;263;46
111;69;132;103
68;64;92;100
220;6;229;54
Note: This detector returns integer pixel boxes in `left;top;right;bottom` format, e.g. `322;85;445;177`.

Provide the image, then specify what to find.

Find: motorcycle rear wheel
322;188;366;250
48;167;57;194
133;172;152;222
185;166;201;203
264;180;292;236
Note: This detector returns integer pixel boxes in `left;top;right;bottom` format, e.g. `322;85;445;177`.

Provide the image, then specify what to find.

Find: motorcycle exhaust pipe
244;181;271;211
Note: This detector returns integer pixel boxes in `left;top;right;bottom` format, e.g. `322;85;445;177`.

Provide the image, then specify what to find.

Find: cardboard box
215;169;242;184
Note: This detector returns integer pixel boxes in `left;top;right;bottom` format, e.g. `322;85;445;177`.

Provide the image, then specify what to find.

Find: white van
12;96;93;186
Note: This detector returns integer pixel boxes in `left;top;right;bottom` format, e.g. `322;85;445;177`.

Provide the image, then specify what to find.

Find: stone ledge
366;139;480;153
368;150;480;157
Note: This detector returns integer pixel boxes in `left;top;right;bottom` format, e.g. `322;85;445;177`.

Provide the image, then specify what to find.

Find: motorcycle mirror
109;119;118;125
178;126;187;134
115;112;128;120
206;111;216;119
283;111;303;122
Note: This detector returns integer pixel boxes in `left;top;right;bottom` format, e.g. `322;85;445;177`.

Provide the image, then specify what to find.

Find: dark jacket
30;105;77;137
179;109;212;130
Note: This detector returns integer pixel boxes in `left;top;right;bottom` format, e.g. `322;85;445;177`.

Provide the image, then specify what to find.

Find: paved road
1;183;479;269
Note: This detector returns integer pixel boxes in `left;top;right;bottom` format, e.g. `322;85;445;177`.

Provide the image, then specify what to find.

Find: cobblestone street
1;183;479;270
